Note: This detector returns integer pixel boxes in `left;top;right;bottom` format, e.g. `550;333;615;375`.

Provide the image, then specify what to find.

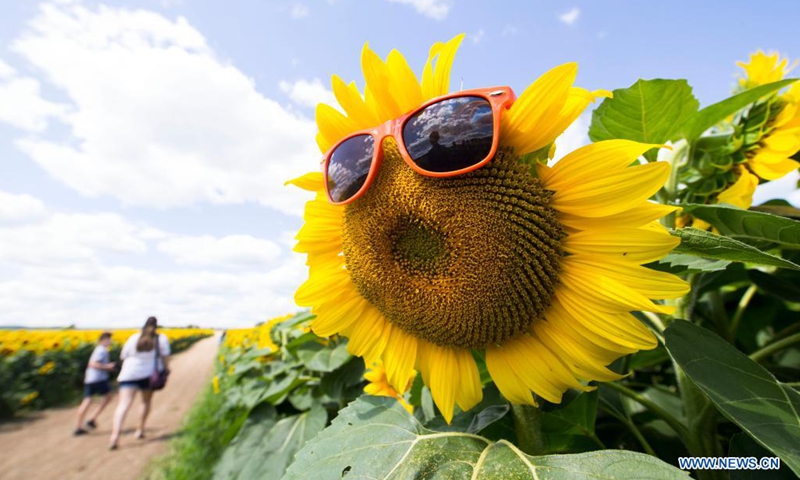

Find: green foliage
589;79;698;161
671;227;800;270
682;79;797;141
212;404;326;480
680;204;800;248
284;396;686;480
665;321;800;476
152;386;248;480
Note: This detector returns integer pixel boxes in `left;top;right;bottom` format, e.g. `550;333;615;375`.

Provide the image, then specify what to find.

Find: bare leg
109;388;137;448
136;390;153;438
75;396;92;430
88;393;113;425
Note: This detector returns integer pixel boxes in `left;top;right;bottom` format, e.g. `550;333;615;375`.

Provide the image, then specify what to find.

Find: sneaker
86;420;97;429
73;428;88;436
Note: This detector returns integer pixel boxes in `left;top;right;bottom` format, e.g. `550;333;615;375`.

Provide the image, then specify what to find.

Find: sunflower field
0;328;212;417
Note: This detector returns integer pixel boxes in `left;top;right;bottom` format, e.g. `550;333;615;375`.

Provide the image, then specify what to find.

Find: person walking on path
109;317;170;450
74;331;116;436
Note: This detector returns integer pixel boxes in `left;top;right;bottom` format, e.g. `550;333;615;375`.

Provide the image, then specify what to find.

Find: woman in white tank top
109;316;171;450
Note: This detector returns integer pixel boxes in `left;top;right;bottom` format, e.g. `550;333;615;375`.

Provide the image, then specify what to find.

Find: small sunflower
736;52;800;181
292;35;688;422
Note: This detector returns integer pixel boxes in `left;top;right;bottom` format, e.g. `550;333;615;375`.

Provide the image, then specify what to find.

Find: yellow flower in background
736;53;800;181
293;35;687;423
692;167;760;230
737;51;795;90
20;391;39;406
212;375;221;395
38;361;55;375
364;360;413;413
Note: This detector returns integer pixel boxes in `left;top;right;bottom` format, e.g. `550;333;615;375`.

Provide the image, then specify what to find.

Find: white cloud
0;191;48;222
558;7;581;26
0;58;69;132
279;78;336;108
0;212;148;266
386;0;451;20
9;3;318;215
470;29;485;44
0;195;306;328
158;234;282;269
290;4;309;18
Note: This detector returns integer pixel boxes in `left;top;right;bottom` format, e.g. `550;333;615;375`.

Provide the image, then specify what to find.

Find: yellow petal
546;296;641;353
485;344;536;406
382;327;418;392
717;168;759;209
563;226;680;264
295;270;352;306
533;321;623;382
548;161;670;218
331;75;380;129
454;349;482;412
431;34;464;98
417;341;457;423
285;172;325;192
361;44;404;121
558;202;678;231
541;140;661;186
311;292;366;337
749;156;800;180
343;304;391;364
386;49;424;114
564;255;690;299
557;291;660;349
316;103;358;153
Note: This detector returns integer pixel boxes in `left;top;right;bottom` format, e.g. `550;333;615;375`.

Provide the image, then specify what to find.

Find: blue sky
0;0;797;328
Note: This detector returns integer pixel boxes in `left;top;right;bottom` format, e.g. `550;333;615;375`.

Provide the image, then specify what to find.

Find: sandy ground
0;335;219;480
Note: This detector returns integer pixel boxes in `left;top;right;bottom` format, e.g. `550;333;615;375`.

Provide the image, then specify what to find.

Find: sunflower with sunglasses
291;34;688;423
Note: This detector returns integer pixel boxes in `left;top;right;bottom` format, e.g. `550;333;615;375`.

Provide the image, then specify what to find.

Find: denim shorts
118;378;152;390
83;380;111;397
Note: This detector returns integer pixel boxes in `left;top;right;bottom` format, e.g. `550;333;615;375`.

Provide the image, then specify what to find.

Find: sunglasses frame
321;86;516;205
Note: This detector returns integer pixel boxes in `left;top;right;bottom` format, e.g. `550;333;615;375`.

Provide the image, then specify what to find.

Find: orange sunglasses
322;86;516;205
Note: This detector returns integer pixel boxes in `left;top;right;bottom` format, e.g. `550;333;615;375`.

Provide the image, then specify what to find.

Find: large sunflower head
292;35;688;422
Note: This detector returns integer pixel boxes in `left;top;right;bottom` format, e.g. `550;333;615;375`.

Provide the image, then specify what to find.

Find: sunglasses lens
403;96;494;173
327;134;375;203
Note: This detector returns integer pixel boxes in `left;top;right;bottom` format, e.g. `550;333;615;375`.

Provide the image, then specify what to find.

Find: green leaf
671;228;800;270
729;433;796;480
664;321;800;476
283;396;687;480
751;269;800;302
297;341;351;372
653;252;731;274
541;391;601;453
319;356;365;399
682;79;798;140
681;203;800;249
213;403;326;480
752;204;800;221
589;79;698;160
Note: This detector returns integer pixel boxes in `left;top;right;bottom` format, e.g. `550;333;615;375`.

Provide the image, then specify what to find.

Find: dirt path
0;335;220;480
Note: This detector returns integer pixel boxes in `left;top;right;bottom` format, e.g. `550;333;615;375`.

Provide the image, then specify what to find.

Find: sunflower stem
510;403;546;456
749;332;800;363
674;364;726;480
602;381;689;438
728;284;757;342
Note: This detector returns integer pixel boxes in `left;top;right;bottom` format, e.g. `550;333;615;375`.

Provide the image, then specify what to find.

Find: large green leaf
671;228;800;270
542;391;601;453
589;79;698;160
729;433;796;480
283;396;687;480
213;403;326;480
664;321;800;476
682;79;798;140
296;341;351;372
681;204;800;249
